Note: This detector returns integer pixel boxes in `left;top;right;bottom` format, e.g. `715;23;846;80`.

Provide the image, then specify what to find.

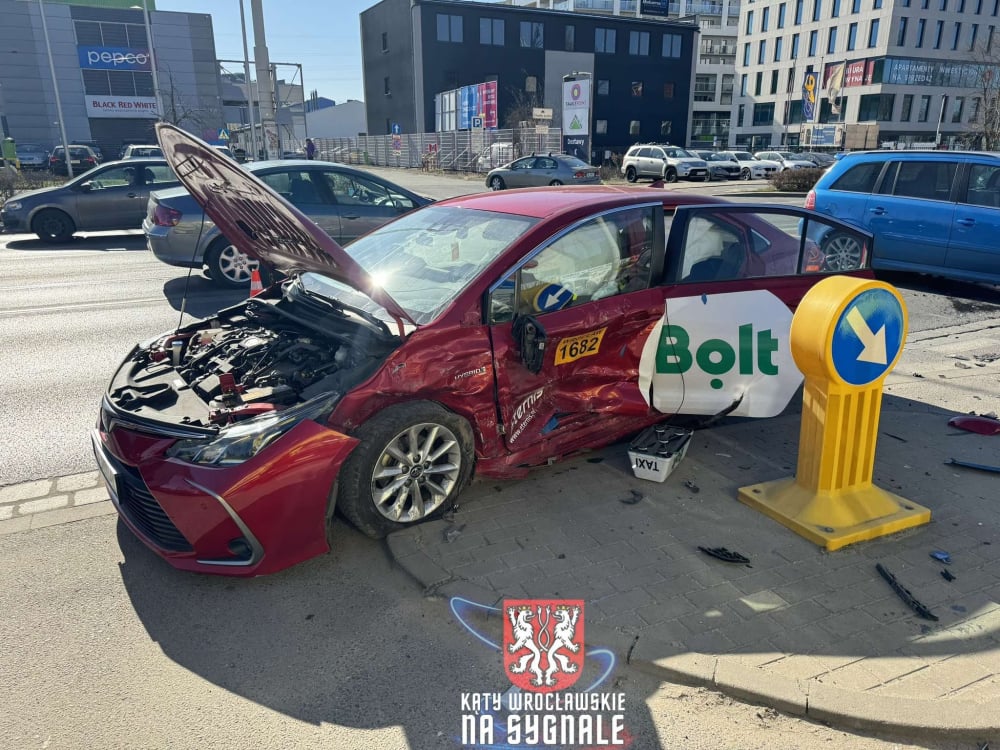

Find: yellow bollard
738;276;930;551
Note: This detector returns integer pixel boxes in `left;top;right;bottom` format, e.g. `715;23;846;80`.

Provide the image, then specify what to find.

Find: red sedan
93;124;872;576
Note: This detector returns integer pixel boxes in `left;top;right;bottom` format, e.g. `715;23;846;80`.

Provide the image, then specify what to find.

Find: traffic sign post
738;277;930;551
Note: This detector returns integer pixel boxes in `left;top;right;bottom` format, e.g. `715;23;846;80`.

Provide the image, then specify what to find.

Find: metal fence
300;127;563;172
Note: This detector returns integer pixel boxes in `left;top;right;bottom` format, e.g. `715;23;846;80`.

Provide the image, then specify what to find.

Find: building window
746;9;754;34
758;39;767;63
874;0;883;7
940;0;947;8
737;103;746;127
755;71;763;95
852;0;861;11
437;14;462;42
970;23;979;48
752;102;776;125
661;120;672;136
970;97;981;122
916;18;926;45
775;36;784;59
977;0;983;12
778;3;787;27
663;33;682;57
525;76;537;93
597;79;610;95
629;30;650;55
743;42;751;65
896;17;908;45
848;22;858;48
520;21;543;48
596;27;616;53
721;73;734;104
695;74;716;101
565;25;575;51
595;119;608;134
384;76;391;95
901;93;914;120
902;0;911;5
858;93;895;119
813;0;823;20
763;7;771;30
632;81;644;97
868;18;880;46
952;96;966;121
833;0;842;15
960;0;967;8
934;20;944;47
809;29;818;54
989;24;995;50
480;18;504;46
828;26;838;52
740;74;748;95
922;0;929;8
917;94;932;121
795;0;804;23
381;32;388;52
663;82;675;98
771;69;780;93
952;22;962;48
629;120;640;135
791;33;800;56
994;0;999;16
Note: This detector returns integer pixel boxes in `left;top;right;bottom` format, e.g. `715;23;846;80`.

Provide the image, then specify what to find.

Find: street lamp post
139;1;163;121
934;95;947;147
38;0;73;177
238;0;258;159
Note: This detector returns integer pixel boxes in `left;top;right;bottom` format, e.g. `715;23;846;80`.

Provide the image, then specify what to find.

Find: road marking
846;307;887;365
0;296;171;317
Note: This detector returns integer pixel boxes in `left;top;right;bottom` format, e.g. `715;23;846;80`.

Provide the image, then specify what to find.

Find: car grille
113;458;193;553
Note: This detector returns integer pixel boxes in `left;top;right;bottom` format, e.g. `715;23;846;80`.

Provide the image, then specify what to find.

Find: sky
157;0;383;104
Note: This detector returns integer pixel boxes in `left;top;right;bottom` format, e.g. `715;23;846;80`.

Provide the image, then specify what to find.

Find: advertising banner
78;46;151;71
481;80;498;128
825;62;846;116
561;78;591;163
85;95;159;119
802;71;818;123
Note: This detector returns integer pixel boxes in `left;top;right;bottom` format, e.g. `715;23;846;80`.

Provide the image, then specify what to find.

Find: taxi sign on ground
738;277;930;551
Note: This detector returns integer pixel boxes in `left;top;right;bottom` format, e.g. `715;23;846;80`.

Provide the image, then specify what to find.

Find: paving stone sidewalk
0;471;114;534
388;402;1000;740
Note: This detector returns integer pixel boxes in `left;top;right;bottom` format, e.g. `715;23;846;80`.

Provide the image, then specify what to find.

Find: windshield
733;152;754;160
300;206;539;325
778;152;799;159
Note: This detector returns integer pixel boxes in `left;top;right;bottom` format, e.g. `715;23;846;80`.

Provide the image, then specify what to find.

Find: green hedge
768;167;826;192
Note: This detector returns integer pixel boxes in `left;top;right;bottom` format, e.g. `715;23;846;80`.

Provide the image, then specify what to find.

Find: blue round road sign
533;284;574;312
830;288;905;386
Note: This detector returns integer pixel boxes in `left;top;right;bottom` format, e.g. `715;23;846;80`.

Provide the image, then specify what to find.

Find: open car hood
155;123;415;327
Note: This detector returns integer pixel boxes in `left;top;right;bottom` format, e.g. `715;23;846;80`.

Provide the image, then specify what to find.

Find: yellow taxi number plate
555;327;607;365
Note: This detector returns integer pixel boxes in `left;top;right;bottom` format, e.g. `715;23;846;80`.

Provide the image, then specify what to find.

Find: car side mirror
79;182;93;192
512;314;546;374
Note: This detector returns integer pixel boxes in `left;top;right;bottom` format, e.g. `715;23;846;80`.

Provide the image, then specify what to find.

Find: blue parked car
806;151;1000;285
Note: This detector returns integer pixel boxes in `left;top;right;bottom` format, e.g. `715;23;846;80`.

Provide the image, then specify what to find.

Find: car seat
142;167;156;184
685;241;746;282
289;177;320;204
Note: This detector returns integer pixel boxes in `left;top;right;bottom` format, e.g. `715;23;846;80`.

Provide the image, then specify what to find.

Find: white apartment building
506;0;742;145
732;0;1000;149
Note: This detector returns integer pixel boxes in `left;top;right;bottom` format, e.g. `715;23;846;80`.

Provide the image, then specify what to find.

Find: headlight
3;201;22;211
166;394;340;466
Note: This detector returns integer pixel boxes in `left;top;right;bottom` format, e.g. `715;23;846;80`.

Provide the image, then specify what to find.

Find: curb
386;531;1000;743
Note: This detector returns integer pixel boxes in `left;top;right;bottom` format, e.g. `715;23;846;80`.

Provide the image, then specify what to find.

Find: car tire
740;168;752;181
821;232;865;272
663;168;678;184
548;179;563;186
337;401;475;539
489;176;506;191
31;209;75;243
205;237;257;288
625;166;637;183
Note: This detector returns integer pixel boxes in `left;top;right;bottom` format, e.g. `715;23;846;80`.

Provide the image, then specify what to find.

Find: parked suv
806;150;1000;285
755;151;815;171
49;145;99;176
621;144;708;183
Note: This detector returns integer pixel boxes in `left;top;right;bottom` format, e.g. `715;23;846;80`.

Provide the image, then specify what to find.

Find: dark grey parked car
1;158;179;241
145;159;432;287
485;154;601;190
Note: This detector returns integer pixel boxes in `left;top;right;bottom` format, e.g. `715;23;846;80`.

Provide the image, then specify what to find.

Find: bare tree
158;69;223;136
502;74;545;154
965;46;1000;149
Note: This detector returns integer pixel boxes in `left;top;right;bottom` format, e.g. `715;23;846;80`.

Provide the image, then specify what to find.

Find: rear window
559;156;590;168
830;162;883;193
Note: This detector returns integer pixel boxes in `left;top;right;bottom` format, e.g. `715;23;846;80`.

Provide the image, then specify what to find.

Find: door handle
343;214;360;220
869;206;886;215
127;192;139;198
957;217;976;227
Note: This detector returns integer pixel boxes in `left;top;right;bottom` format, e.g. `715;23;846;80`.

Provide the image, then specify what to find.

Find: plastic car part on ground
948;415;1000;435
876;563;938;621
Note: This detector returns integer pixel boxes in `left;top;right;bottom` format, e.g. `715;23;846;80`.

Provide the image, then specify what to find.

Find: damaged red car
93;124;873;576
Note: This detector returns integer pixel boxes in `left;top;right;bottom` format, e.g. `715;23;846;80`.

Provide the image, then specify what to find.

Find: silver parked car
695;151;741;180
1;158;179;241
485;153;601;190
15;143;50;170
145;159;432;287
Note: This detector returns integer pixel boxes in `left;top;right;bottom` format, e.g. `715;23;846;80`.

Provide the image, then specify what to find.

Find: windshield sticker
637;291;802;418
554;327;607;366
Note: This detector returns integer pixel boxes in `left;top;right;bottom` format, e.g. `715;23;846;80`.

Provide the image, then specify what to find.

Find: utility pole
250;0;277;159
38;0;73;177
239;0;258;159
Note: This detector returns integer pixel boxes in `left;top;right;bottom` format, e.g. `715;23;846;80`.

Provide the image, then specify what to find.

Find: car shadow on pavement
4;234;148;252
876;270;1000;307
162;275;247;319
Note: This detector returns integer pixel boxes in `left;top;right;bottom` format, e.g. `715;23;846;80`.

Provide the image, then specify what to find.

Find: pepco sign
78;46;151;72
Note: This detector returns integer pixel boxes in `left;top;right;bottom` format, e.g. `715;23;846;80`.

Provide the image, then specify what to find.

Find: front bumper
1;210;24;231
95;395;360;576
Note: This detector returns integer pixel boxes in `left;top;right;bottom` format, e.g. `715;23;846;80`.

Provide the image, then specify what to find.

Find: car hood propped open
155;123;415;327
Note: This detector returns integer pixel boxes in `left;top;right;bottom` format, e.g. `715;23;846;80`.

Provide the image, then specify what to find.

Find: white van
475;143;515;171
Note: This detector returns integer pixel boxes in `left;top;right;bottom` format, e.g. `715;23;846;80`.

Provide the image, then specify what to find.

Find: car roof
838;150;1000;159
433;185;724;219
